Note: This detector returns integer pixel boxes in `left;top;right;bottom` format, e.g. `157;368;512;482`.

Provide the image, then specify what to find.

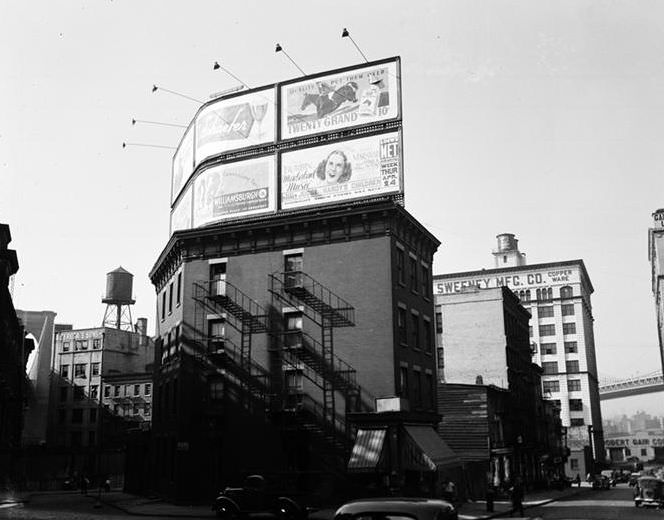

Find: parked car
600;470;616;487
334;497;458;520
634;476;664;508
212;475;304;520
629;472;642;487
592;475;611;490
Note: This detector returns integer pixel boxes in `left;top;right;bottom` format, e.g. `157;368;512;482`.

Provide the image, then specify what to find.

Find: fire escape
269;270;368;462
192;279;271;414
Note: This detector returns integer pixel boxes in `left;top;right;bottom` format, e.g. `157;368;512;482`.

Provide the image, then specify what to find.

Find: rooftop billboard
170;184;192;234
171;125;194;204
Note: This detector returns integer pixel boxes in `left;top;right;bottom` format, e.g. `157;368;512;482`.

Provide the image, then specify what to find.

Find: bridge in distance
599;371;664;400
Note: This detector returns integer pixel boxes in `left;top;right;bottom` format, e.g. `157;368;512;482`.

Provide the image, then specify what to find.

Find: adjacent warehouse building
648;208;664;373
434;234;603;478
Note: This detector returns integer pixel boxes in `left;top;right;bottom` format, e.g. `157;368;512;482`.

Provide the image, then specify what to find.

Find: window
397;307;407;345
89;408;97;423
61;365;70;378
89;385;99;399
134;384;140;396
144;403;151;416
537;287;553;301
414;371;422;407
437;347;445;369
423;318;432;353
564;341;578;353
209;380;224;400
285;368;303;393
91;363;100;376
62;341;70;352
538;306;554;318
283;312;303;349
625;448;631;456
552;399;561;409
563;323;576;335
133;404;140;415
92;338;101;349
566;360;580;373
161;291;166;320
562;304;575;316
542;362;558;375
426;373;434;409
569;399;583;411
74;363;86;378
568;379;581;391
74;339;88;351
409;257;418;292
570;418;585;427
396;248;405;285
435;307;443;334
641;448;648;456
176;272;182;305
73;386;85;400
411;313;420;349
144;383;151;396
539;324;555;336
284;254;302;289
399;367;409;398
59;387;68;402
88;431;96;446
570;459;579;470
541;343;557;355
560;286;573;299
72;408;83;424
168;282;173;314
421;265;429;297
104;385;111;398
529;326;533;337
70;432;82;447
543;380;560;393
58;409;66;424
114;385;120;397
524;289;531;302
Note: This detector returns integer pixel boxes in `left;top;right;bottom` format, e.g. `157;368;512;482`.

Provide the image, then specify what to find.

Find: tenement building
434;234;603;478
649;208;664;372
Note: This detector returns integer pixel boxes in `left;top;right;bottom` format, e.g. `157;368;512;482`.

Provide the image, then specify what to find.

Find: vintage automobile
591;475;611;490
600;470;617;487
334;497;458;520
634;476;664;508
213;475;305;520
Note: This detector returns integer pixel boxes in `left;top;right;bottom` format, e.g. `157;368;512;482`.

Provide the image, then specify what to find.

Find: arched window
546;288;553;301
560;286;573;299
536;288;541;301
525;289;531;302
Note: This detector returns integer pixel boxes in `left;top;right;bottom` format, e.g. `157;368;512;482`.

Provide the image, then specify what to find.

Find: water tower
102;266;136;331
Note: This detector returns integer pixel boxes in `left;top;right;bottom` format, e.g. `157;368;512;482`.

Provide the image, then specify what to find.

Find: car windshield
352;514;417;520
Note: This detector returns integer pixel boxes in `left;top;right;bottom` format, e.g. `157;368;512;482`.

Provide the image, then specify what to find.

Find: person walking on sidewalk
574;473;581;487
509;478;524;517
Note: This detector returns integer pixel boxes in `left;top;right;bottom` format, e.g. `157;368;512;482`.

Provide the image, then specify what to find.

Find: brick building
649;208;664;373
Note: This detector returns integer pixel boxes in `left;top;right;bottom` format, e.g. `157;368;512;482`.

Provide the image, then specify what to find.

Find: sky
2;1;663;411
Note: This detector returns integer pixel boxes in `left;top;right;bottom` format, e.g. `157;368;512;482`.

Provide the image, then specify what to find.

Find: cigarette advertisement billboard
280;59;400;140
280;131;402;210
171;125;194;204
170;184;193;235
192;155;276;227
195;87;276;168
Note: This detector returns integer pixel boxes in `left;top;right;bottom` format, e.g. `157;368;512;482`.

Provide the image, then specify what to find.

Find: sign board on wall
195;88;276;168
192;156;276;227
434;268;580;295
171;125;194;204
654;210;664;229
280;59;400;140
280;131;402;210
170;184;193;234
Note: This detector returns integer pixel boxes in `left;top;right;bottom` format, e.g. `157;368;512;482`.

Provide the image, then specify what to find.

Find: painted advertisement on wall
193;156;276;227
170;184;192;235
280;131;401;210
171;125;194;204
280;59;400;140
195;87;276;167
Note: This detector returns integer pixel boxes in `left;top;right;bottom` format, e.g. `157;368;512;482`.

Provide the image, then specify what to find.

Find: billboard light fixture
341;28;368;63
122;142;176;150
212;61;251;90
131;118;186;129
151;84;203;104
274;43;306;76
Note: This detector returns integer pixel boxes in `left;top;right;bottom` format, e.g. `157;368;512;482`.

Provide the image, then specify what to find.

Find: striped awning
348;428;387;472
404;425;461;471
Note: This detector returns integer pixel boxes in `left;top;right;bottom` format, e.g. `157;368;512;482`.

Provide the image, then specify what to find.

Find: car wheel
276;498;303;520
215;502;240;520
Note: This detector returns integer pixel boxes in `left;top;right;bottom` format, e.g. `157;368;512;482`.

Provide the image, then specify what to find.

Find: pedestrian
80;474;89;495
509;478;524;517
574;473;581;487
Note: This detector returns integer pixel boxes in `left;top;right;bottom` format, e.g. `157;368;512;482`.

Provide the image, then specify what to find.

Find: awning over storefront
348;428;387;472
404;425;461;471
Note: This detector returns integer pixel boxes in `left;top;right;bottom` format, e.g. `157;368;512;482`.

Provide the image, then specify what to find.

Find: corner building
149;199;440;501
433;234;603;478
649;208;664;372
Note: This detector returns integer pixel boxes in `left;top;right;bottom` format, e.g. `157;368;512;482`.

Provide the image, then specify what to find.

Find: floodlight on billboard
170;184;193;235
192;155;277;227
280;131;402;210
195;87;276;168
280;58;400;141
171;124;194;204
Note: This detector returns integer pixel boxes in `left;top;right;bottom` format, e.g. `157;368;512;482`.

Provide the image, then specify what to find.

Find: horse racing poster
195;87;276;168
192;156;276;227
280;59;400;140
280;131;402;210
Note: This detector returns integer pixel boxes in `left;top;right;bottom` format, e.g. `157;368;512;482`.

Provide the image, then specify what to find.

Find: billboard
170;184;192;234
193;156;276;227
172;125;194;204
280;59;400;140
195;87;276;168
280;131;401;210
